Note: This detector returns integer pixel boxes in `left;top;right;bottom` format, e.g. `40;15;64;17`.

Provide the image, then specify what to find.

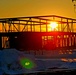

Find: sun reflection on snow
61;58;76;62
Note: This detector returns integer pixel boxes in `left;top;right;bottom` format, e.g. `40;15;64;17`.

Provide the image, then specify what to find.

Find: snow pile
0;49;36;74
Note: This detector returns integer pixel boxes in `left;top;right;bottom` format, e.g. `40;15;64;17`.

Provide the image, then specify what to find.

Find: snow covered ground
0;49;76;75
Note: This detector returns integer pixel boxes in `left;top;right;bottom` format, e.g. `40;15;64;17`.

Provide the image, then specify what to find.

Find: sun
49;22;58;31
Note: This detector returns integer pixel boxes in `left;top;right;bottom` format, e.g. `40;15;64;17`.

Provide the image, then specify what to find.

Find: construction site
0;15;76;56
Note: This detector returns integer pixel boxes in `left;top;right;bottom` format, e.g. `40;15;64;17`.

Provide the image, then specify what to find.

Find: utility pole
72;0;76;12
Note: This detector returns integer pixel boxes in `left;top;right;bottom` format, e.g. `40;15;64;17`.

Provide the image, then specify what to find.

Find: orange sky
0;0;76;19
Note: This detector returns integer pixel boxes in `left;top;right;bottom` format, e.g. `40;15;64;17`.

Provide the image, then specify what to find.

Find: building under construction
0;15;76;55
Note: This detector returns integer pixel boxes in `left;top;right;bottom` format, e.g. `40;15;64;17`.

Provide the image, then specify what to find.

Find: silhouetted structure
0;15;76;52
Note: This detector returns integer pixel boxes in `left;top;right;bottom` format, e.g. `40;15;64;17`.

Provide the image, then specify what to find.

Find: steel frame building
0;15;76;53
0;15;76;32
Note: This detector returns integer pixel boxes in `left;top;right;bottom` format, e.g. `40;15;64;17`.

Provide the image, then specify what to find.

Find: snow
0;49;36;74
0;49;76;74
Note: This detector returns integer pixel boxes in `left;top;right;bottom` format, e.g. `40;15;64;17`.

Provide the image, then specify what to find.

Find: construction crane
72;0;76;12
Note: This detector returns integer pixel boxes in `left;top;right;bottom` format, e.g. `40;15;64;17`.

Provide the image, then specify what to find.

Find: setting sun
49;22;58;30
49;22;58;31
